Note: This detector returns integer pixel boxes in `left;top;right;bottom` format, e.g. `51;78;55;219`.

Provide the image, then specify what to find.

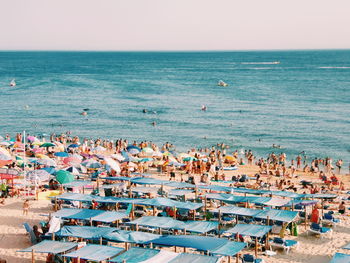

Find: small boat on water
218;80;228;87
10;79;16;87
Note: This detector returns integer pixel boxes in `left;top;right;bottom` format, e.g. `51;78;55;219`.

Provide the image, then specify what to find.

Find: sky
0;0;349;51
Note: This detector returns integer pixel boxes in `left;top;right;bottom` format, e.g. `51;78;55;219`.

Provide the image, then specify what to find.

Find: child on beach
23;200;29;215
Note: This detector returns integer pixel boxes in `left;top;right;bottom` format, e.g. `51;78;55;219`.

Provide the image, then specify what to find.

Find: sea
0;50;349;164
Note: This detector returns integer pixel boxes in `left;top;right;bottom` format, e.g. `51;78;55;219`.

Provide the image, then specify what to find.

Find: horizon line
0;48;350;53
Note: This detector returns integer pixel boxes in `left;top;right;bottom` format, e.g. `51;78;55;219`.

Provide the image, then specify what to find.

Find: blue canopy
138;197;203;210
55;192;95;202
131;177;167;185
128;216;218;233
342;242;350;250
102;176;141;181
57;226;115;239
225;224;272;238
104;230;160;244
109;247;160;263
168;189;194;196
52;208;127;222
64;244;123;261
18;240;77;254
170;253;220;263
330;253;350;263
303;193;337;199
148;235;246;256
164;181;195;188
217;206;298;222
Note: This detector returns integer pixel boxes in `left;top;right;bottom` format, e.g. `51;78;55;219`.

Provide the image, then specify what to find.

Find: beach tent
216;206;299;223
18;240;77;262
104;229;160;244
148;235;246;256
137;197;203;210
64;244;123;262
18;240;77;254
128;216;218;234
329;253;350;263
169;253;220;263
52;208;128;223
108;247;160;262
57;225;115;239
224;224;272;238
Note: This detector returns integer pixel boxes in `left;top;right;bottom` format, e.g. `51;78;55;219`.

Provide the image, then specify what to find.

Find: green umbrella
40;142;56;148
55;170;74;184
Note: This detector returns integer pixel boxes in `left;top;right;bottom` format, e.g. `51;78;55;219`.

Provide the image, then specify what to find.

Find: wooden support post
267;216;270;226
77;257;80;263
174;246;177;252
54;198;58;211
204;196;207;212
31;249;35;263
153;206;156;216
236;215;238;224
173;206;176;219
193;209;195;221
236;253;239;263
100;237;102;245
52;232;55;241
305;206;307;230
255;237;258;258
125;242;128;250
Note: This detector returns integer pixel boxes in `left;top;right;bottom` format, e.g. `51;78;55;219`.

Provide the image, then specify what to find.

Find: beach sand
1;164;350;262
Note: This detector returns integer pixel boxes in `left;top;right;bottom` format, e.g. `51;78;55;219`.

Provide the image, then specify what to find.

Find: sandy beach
1;162;350;263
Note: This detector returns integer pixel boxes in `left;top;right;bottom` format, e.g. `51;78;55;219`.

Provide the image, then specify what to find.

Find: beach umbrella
183;157;197;162
126;145;141;151
93;146;106;152
152;151;163;157
26;170;50;182
31;141;43;146
64;166;80;175
36;153;51;159
0;154;12;161
140;158;153;162
0;136;3;141
142;147;154;154
13;141;24;148
37;158;57;167
128;148;140;155
225;155;236;162
111;153;125;162
55;170;74;184
82;159;102;168
40;142;56;148
67;144;79;149
0;141;11;146
27;136;39;142
168;162;185;167
104;157;121;173
54;152;69;157
63;156;82;166
0;147;11;157
41;167;56;175
177;153;191;159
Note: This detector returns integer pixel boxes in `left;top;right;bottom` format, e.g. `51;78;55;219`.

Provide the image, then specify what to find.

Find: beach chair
322;212;340;226
269;237;298;253
23;223;37;244
308;223;332;237
241;254;264;263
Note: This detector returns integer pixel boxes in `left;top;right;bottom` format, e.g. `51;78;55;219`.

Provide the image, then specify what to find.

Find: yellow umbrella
225;155;236;161
36;153;51;159
32;141;43;146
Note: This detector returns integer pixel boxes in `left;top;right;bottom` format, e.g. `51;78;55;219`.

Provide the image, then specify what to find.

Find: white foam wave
241;61;280;65
318;66;350;69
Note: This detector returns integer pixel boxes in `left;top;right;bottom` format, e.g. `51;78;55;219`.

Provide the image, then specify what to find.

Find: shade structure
18;240;77;254
26;169;50;182
64;244;123;262
57;225;115;239
54;152;69;157
224;224;272;238
55;170;74;184
104;230;160;244
169;253;220;263
109;247;160;263
40;142;56;147
62;180;92;188
329;253;350;263
148;235;246;256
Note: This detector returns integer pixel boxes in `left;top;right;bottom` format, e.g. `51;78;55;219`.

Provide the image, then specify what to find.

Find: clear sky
1;0;349;51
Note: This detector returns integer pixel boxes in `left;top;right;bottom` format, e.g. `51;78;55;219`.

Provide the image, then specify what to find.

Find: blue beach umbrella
54;152;69;157
67;144;79;149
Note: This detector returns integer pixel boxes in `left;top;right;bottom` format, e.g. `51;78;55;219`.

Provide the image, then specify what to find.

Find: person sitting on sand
310;205;320;224
339;201;346;215
33;225;42;243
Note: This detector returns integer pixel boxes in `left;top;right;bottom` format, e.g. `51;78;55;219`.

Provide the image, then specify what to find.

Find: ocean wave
246;67;274;70
241;62;280;65
318;66;350;69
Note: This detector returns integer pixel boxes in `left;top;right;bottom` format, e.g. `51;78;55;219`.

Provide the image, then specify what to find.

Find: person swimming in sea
143;109;148;113
201;105;207;111
151;121;156;126
81;111;88;116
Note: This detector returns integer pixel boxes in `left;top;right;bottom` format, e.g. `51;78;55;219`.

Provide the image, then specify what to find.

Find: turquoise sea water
0;50;349;162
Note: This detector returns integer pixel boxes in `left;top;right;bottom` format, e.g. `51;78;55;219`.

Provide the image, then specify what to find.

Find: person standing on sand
23;200;29;215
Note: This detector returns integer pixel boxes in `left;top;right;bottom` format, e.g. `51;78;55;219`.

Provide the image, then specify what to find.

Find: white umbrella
104;157;121;173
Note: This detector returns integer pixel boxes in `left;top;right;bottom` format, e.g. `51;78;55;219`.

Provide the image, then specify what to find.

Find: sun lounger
308;223;332;237
241;253;264;263
322;213;340;226
23;223;37;244
269;237;298;253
